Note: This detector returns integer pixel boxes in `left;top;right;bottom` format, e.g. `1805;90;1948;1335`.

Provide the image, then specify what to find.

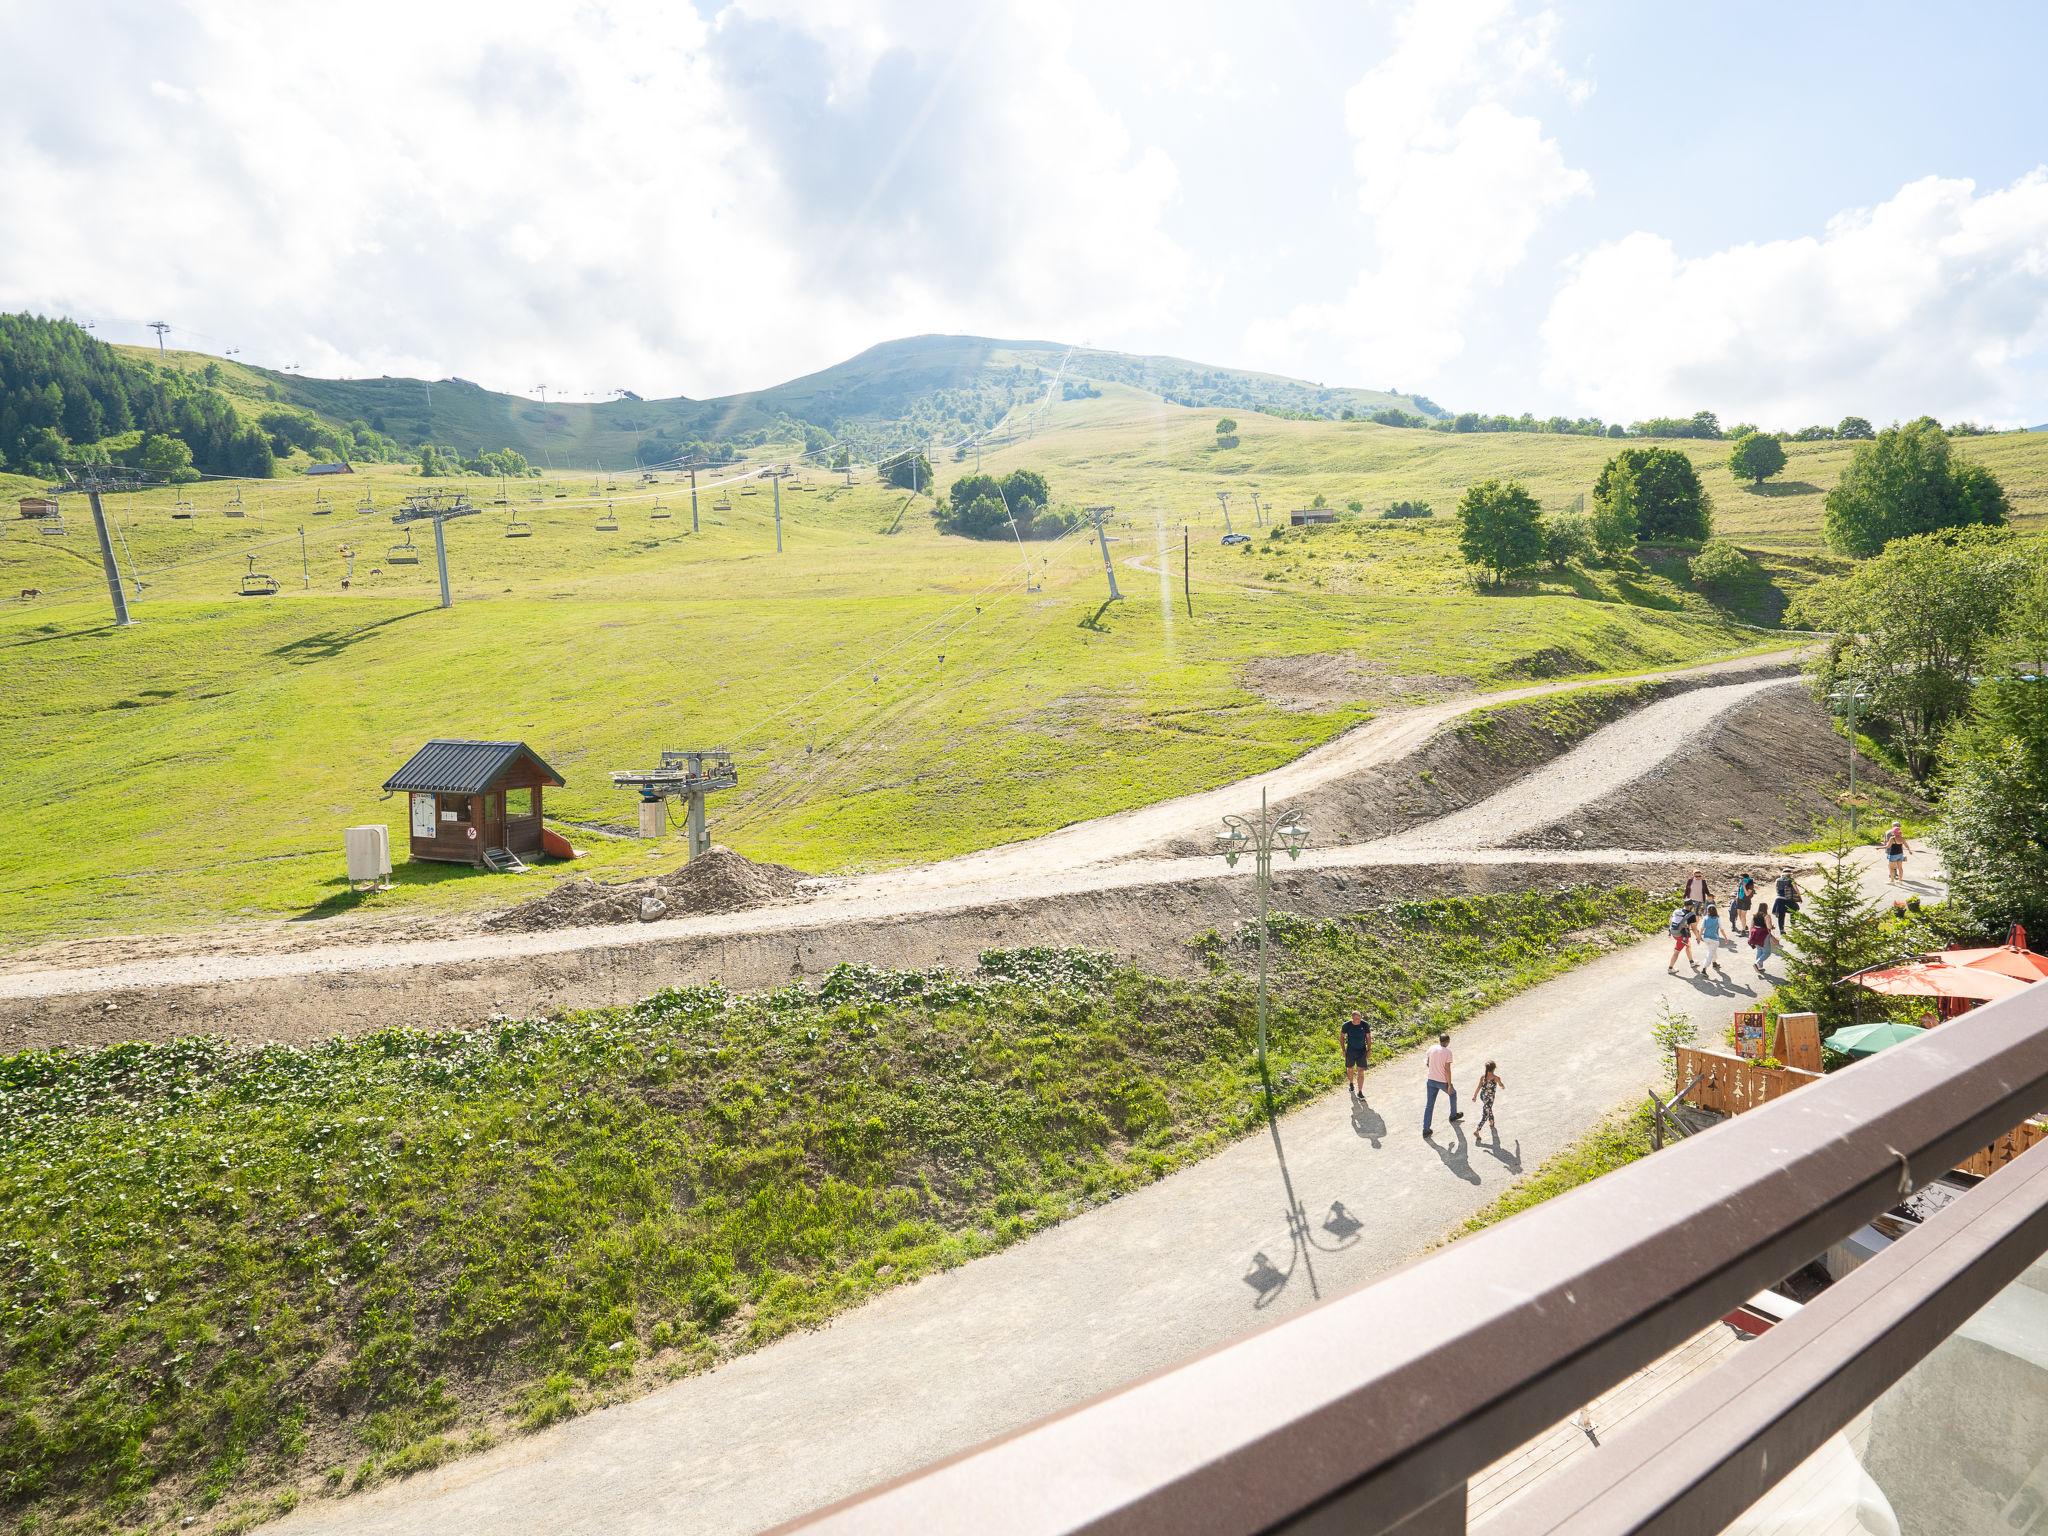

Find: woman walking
1684;869;1711;905
1699;901;1728;976
1883;824;1911;884
1749;903;1777;975
1731;872;1755;934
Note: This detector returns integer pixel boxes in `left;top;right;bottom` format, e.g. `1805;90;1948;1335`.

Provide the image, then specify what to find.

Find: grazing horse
18;587;41;600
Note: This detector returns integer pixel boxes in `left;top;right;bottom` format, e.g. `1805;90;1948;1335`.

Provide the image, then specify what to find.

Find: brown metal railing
778;984;2048;1536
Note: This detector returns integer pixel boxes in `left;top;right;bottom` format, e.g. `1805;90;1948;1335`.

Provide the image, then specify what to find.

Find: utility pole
768;466;787;553
300;526;310;588
433;514;452;608
535;384;548;404
1184;526;1193;616
1216;490;1235;538
148;321;169;355
1218;789;1309;1079
1250;490;1266;527
1085;505;1122;602
1830;681;1870;835
85;489;133;627
687;465;699;534
975;437;982;473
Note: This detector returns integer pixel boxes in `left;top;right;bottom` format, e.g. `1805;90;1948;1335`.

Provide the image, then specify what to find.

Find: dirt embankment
3;857;1734;1054
484;849;814;933
1149;663;1795;858
1505;685;1923;853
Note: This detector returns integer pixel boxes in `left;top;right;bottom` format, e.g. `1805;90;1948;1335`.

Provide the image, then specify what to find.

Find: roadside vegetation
0;888;1665;1532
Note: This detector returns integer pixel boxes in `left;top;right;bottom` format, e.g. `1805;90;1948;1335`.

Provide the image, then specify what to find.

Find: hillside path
0;653;1799;1003
270;851;1937;1536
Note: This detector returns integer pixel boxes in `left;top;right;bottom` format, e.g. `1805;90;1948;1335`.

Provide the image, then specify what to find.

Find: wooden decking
1472;1323;1888;1534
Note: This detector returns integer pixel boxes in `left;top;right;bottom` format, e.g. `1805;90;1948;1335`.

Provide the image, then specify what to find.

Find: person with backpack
1772;870;1801;933
1666;899;1699;975
1749;903;1777;974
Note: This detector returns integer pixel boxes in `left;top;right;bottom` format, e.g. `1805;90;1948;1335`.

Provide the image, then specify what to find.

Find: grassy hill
0;385;1821;945
116;334;1442;470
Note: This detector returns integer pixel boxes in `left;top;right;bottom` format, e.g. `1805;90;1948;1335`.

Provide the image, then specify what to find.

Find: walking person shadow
1430;1121;1481;1185
1479;1136;1522;1175
1350;1097;1385;1148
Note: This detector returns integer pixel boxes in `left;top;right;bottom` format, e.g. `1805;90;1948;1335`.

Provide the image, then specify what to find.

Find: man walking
1341;1010;1372;1100
1423;1030;1462;1137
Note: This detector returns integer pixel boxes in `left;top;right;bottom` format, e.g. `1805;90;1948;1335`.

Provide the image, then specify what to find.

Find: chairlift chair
387;528;421;565
312;491;333;516
651;495;671;520
237;554;280;597
171;497;195;520
595;502;619;532
357;490;376;515
223;488;245;518
713;492;733;510
505;513;533;539
37;515;66;537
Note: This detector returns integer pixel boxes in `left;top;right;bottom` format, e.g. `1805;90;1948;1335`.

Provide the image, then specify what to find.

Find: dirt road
0;655;1804;1046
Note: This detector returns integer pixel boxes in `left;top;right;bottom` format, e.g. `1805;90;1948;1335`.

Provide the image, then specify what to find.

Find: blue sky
3;0;2044;425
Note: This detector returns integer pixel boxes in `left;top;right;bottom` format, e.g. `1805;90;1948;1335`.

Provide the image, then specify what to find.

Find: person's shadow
1479;1134;1522;1175
1350;1097;1385;1148
1429;1121;1481;1185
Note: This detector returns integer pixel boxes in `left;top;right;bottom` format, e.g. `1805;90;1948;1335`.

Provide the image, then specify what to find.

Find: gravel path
0;656;1799;1004
267;855;1936;1536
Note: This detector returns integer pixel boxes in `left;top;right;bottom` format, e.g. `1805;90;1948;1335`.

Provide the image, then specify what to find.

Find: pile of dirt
484;848;813;933
1241;651;1473;712
1504;685;1924;853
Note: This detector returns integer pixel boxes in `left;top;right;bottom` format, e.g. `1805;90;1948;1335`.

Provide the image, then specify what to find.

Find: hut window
506;788;535;818
438;794;471;823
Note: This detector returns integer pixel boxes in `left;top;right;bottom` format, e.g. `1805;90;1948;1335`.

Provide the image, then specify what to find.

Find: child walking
1476;1060;1505;1137
1749;904;1777;975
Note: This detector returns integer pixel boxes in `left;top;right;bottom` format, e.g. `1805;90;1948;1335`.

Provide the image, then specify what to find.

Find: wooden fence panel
1674;1046;1821;1118
1957;1119;2048;1178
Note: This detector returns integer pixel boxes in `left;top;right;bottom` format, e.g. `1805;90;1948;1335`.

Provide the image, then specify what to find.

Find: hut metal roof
382;740;565;794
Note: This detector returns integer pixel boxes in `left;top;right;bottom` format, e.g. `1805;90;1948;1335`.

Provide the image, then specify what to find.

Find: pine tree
1777;848;1898;1034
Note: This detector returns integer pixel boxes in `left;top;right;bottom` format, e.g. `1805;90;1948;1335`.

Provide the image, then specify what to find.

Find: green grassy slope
0;390;1790;943
0;890;1662;1533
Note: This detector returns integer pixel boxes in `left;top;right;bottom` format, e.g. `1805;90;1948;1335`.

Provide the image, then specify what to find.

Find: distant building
1290;508;1338;526
17;496;58;519
306;461;355;475
382;739;564;868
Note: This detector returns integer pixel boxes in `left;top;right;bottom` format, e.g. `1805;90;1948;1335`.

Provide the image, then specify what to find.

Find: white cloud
1541;171;2048;428
1245;0;1589;387
0;0;1189;400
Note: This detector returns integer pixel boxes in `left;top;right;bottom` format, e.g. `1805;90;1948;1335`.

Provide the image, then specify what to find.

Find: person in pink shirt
1423;1031;1462;1136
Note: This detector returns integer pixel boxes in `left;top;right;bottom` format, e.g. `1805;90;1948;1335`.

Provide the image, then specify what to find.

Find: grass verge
0;886;1666;1532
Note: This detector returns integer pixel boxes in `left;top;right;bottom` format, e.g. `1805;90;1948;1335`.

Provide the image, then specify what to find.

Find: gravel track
0;653;1802;1009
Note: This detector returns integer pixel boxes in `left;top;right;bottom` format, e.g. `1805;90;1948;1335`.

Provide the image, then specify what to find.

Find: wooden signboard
1773;1012;1824;1073
1733;1011;1768;1060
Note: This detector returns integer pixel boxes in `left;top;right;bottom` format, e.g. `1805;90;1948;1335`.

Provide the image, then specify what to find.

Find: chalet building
382;739;563;869
1290;507;1338;526
305;461;355;475
18;496;58;519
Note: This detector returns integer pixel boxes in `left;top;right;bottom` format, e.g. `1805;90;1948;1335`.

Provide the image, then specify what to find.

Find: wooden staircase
481;846;530;874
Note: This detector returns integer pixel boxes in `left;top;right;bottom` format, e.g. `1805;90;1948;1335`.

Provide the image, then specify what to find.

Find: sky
3;0;2046;426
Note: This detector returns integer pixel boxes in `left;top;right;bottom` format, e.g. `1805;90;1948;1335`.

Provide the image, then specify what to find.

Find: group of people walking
1344;1012;1503;1140
1666;868;1804;977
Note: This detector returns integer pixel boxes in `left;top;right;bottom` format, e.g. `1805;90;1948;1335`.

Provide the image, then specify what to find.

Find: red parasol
1844;960;2033;1001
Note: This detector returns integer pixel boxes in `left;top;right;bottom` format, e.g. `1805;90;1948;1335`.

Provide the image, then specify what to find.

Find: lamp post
1219;787;1309;1079
1829;680;1870;835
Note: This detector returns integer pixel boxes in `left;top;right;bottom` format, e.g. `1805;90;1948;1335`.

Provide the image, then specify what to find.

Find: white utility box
345;824;393;890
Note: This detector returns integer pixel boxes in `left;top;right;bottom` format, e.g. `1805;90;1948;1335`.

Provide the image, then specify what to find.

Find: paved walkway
272;855;1942;1536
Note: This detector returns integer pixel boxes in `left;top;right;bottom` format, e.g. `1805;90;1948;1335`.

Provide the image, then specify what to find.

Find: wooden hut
18;496;58;520
383;739;563;869
1289;507;1338;527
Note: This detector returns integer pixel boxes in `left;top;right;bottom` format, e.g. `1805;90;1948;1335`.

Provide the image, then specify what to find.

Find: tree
1836;415;1875;440
1727;430;1787;485
1455;479;1543;584
1590;462;1639;560
1382;499;1432;519
1790;527;2028;778
1822;419;2009;557
880;450;931;493
138;431;198;483
1541;512;1595;570
1689;538;1759;597
1214;418;1237;435
1776;849;1898;1035
1933;672;2048;938
1593;447;1712;541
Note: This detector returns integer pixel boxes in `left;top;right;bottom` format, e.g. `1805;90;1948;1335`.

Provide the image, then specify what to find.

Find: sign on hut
382;739;563;872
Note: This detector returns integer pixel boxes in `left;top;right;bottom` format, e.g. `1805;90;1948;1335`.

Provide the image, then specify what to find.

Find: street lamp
1829;680;1871;835
1219;787;1309;1080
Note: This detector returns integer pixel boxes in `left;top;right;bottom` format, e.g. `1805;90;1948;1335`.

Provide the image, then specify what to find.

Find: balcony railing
778;983;2048;1535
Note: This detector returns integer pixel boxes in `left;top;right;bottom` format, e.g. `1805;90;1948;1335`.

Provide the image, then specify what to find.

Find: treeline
0;313;274;477
1361;405;2004;441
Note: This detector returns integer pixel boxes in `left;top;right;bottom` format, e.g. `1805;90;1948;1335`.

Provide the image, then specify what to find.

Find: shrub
1593;447;1713;541
1382;499;1433;519
1688;538;1759;594
1456;479;1543;584
1541;512;1596;570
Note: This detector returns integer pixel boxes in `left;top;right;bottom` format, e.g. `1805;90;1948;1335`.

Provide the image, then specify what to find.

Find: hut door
483;792;506;850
